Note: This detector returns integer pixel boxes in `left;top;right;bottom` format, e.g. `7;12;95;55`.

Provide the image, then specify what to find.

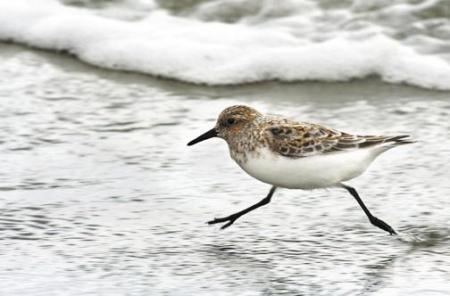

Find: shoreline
1;37;449;296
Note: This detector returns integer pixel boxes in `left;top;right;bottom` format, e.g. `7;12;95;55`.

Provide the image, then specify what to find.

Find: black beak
187;128;217;146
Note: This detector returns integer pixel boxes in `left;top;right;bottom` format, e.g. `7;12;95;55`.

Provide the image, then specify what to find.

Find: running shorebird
187;105;414;235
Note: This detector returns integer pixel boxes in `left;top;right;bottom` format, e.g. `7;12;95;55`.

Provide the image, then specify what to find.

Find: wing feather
264;123;412;158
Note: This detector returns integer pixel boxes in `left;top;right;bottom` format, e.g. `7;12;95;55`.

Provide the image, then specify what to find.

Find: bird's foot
370;216;397;235
207;213;240;230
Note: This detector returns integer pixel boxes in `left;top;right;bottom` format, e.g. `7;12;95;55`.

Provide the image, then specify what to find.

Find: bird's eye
227;118;236;125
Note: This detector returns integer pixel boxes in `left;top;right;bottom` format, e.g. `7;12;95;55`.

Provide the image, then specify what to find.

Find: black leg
341;183;396;235
208;186;277;229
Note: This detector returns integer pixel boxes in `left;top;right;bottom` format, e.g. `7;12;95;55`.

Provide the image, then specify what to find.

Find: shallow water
0;43;450;295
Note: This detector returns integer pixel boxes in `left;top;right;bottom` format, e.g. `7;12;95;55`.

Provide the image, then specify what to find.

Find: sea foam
1;0;449;90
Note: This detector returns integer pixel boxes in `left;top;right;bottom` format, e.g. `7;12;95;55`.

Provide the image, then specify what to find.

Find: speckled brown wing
264;123;412;158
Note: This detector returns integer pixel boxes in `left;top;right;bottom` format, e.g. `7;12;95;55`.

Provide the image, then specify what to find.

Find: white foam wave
1;0;450;90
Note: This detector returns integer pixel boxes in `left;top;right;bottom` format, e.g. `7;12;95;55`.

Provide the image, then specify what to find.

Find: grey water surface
0;43;449;296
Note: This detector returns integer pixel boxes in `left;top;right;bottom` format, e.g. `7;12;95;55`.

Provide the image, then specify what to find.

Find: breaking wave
1;0;450;89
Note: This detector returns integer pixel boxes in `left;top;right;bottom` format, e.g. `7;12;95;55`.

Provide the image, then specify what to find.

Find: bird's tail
384;135;416;146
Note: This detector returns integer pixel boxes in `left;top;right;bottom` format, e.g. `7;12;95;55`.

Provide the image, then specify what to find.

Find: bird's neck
227;122;266;165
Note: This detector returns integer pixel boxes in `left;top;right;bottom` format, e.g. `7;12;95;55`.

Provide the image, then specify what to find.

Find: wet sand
0;43;449;295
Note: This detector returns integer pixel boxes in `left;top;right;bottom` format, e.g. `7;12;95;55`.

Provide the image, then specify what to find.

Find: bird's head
187;105;261;146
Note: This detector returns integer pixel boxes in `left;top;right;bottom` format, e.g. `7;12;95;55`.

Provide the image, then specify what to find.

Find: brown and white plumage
192;105;414;189
264;122;414;158
188;105;414;234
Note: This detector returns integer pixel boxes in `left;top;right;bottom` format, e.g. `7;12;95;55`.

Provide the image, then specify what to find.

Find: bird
187;105;414;235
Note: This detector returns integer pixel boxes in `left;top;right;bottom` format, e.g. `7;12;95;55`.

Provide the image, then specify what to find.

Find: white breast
233;147;385;189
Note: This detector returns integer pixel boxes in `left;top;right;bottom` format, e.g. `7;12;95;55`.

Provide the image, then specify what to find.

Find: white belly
234;147;384;189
